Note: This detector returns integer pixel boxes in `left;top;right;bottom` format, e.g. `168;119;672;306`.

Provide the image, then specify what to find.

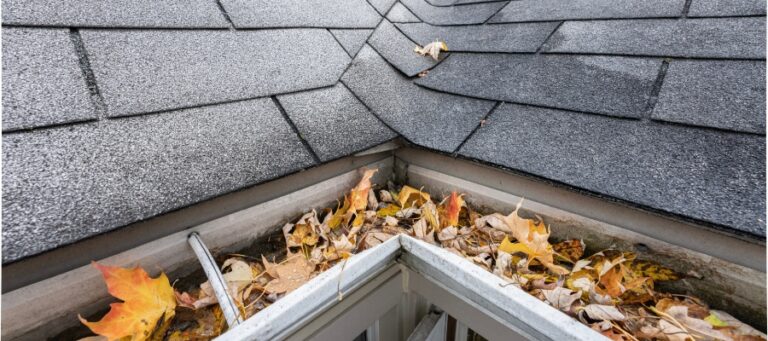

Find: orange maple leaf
348;168;377;213
79;262;176;341
442;191;465;227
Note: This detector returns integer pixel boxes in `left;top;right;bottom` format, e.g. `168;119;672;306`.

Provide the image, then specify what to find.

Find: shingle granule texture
220;0;380;28
278;84;397;162
543;18;766;59
416;54;661;118
2;28;95;132
80;29;350;117
342;45;494;152
368;0;397;15
2;99;316;262
330;29;374;57
653;60;766;134
368;20;439;77
688;0;766;17
1;0;229;28
397;22;560;52
459;103;766;236
401;0;509;25
387;3;420;23
428;0;508;6
489;0;684;22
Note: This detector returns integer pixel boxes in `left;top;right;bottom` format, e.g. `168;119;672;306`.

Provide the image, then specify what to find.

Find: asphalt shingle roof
2;0;765;263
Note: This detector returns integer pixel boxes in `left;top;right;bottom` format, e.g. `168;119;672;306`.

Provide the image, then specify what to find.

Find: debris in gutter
76;170;766;341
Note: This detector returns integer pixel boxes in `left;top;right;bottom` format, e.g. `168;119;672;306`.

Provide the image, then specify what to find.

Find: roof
2;0;765;263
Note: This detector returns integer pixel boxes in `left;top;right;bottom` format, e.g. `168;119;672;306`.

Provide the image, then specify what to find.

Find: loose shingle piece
2;28;95;132
278;84;397;162
544;17;766;59
342;45;494;152
330;29;374;57
459;104;766;235
2;99;316;262
397;22;560;52
489;0;684;22
416;53;662;118
81;29;350;118
220;0;380;28
653;60;766;134
688;0;766;17
368;20;439;77
401;0;509;25
2;0;229;28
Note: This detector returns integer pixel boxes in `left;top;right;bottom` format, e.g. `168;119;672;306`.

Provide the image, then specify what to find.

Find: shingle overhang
2;0;765;263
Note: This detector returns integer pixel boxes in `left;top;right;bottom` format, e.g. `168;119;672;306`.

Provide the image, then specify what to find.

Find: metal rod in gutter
187;232;244;327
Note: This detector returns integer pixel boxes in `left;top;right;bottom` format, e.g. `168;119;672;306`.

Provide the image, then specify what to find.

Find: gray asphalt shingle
543;18;766;59
330;29;374;57
489;0;684;23
81;29;350;117
428;0;508;6
1;0;229;28
368;20;439;77
2;28;95;132
652;60;766;134
342;45;494;152
387;3;420;23
397;22;559;52
401;0;509;25
688;0;766;17
368;0;397;15
2;99;316;262
220;0;380;28
416;54;662;118
459;103;766;236
278;84;397;162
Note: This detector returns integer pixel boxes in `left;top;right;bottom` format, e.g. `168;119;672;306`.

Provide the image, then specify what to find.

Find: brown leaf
264;254;315;294
553;239;585;263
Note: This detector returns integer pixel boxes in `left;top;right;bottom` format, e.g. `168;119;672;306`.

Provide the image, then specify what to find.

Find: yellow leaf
552;239;585;263
348;169;377;214
629;259;681;282
352;212;365;227
328;195;351;229
498;236;533;255
397;185;430;208
704;313;728;327
422;201;440;229
376;204;401;217
79;262;176;341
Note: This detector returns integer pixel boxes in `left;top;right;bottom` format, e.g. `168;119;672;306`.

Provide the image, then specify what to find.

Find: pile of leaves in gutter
79;169;765;341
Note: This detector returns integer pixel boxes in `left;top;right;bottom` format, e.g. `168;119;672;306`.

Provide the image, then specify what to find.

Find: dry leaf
542;287;582;311
491;203;569;275
79;263;176;341
414;40;448;61
630;259;681;282
582;304;626;321
440;191;464;228
348;169;377;213
264;254;315;294
397;186;430;208
553;239;585;263
376;203;401;217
